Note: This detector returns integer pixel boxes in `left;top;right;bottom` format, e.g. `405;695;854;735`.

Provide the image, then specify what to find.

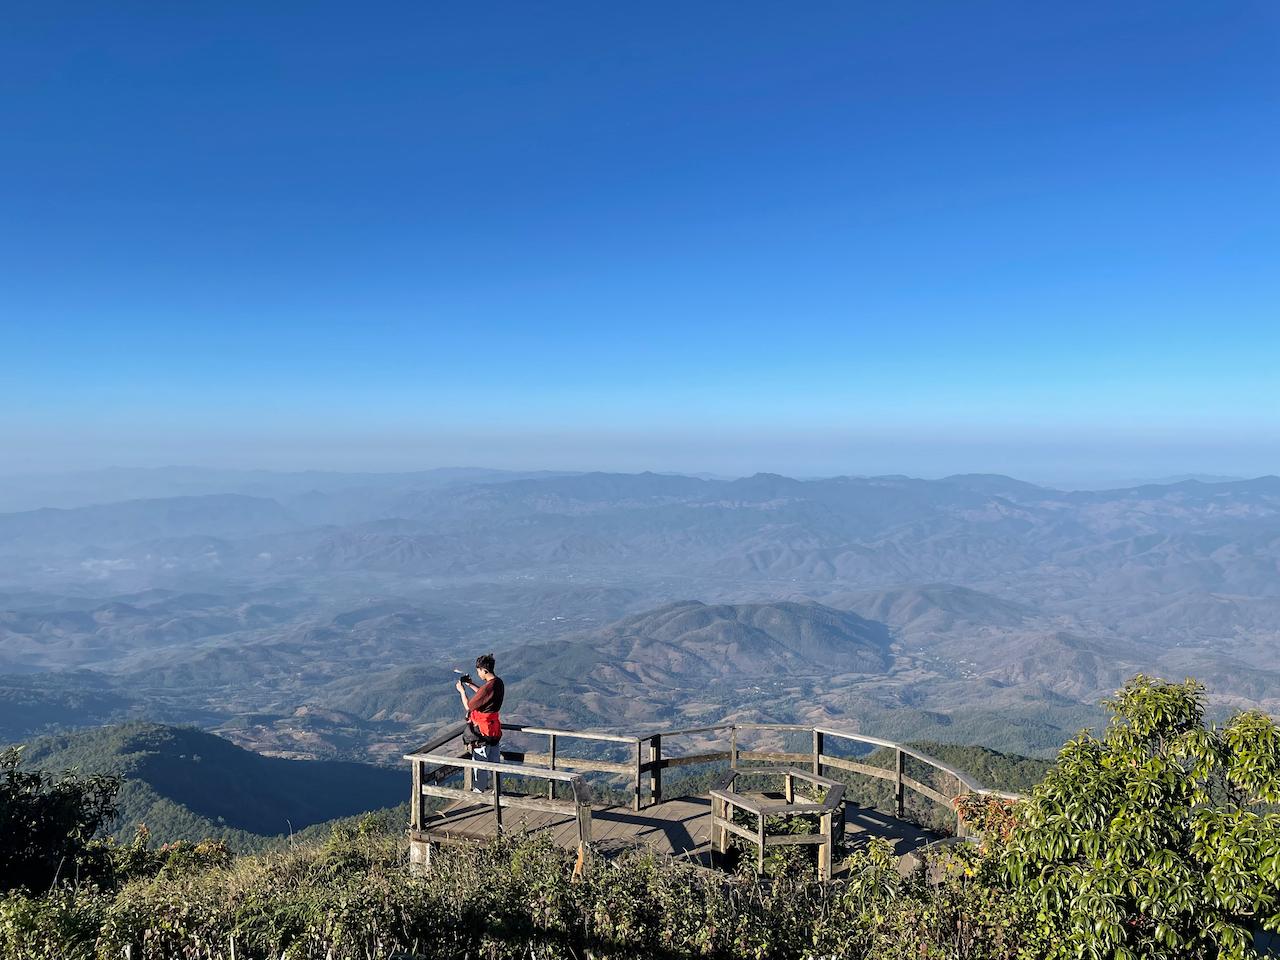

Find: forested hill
19;723;404;848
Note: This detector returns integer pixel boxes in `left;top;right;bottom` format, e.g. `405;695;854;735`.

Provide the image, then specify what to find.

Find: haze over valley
3;465;1277;763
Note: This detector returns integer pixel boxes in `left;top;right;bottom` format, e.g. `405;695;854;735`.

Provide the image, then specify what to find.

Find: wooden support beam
547;734;557;801
649;734;662;807
812;729;823;776
895;748;905;818
571;778;593;854
633;740;643;812
507;725;638;745
818;810;834;881
817;754;898;782
492;773;502;833
712;815;758;845
901;773;953;809
411;759;423;831
418;783;578;815
658;751;732;769
737;750;811;764
710;789;763;816
521;753;633;775
711;795;725;853
764;833;829;846
759;801;829;815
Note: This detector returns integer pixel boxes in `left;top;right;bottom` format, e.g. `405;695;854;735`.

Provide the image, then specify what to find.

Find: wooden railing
406;718;1018;843
404;722;594;869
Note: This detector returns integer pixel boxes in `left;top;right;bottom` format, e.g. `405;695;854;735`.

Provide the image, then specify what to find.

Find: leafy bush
0;825;1034;959
0;747;120;893
1000;676;1280;960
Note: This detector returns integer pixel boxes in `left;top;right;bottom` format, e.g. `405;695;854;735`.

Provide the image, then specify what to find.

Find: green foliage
812;838;1045;959
0;831;1035;960
0;746;120;893
91;824;235;888
1002;675;1280;960
0;888;109;960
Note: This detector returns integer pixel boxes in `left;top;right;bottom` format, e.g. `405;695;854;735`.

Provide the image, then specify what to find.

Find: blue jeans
472;742;500;791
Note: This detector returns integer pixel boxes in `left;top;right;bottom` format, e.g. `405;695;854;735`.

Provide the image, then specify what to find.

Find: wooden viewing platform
405;720;1018;878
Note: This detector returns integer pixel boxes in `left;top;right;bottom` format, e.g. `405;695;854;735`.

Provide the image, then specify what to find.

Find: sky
2;2;1278;484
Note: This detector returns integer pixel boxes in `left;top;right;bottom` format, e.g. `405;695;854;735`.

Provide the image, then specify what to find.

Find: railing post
818;809;834;881
649;734;662;807
492;770;503;833
812;729;823;775
633;740;643;812
547;733;557;800
730;726;738;769
784;772;795;804
755;811;766;872
464;745;474;792
895;748;905;818
572;778;592;877
411;759;423;830
955;775;967;838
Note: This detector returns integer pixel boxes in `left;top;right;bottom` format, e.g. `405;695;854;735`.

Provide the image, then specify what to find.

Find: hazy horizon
0;457;1271;496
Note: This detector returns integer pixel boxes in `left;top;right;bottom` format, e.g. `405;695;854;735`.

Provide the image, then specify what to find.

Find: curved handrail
406;717;1020;833
813;726;1020;801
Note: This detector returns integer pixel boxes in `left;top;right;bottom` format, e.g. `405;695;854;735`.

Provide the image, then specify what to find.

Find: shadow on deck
411;793;941;874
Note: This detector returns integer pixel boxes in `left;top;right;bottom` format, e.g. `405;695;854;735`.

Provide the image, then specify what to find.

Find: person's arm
456;681;470;715
467;679;497;712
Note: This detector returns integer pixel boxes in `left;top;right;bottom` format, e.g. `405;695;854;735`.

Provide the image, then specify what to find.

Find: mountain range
1;467;1277;762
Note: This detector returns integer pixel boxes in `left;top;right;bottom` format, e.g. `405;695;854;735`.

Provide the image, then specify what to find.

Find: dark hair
475;653;496;673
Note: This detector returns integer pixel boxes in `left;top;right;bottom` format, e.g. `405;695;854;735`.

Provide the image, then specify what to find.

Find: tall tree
0;747;119;892
1003;676;1280;959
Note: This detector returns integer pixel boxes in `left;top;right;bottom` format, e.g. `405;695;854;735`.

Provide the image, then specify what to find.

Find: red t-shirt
466;677;504;714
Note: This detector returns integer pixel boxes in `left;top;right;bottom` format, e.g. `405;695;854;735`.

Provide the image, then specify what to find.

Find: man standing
456;653;504;791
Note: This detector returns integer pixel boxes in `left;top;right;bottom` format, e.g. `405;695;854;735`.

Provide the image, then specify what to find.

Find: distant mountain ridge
326;600;892;729
5;471;1280;590
575;600;891;678
0;494;300;554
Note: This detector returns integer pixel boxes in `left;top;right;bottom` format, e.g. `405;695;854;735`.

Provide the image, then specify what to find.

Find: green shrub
1002;676;1280;960
0;888;108;960
0;826;1035;959
0;747;120;893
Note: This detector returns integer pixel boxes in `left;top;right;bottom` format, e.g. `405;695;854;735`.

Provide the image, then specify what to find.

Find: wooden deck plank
413;792;940;873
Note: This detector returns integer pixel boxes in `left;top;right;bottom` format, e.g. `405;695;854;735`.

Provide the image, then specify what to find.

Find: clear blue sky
2;2;1277;482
